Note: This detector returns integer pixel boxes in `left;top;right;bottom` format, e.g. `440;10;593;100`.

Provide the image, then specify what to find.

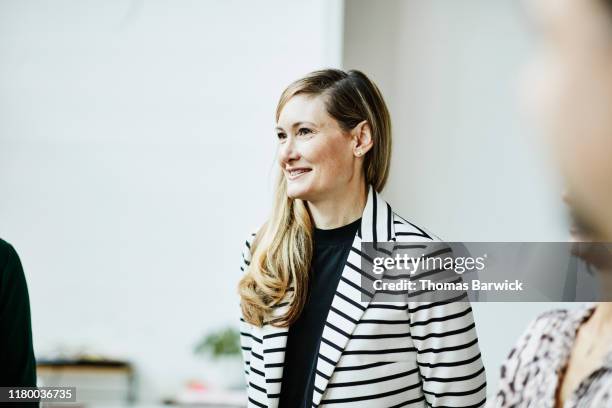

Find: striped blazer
238;185;487;408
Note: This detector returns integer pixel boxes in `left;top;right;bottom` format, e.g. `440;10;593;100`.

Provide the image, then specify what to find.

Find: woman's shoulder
239;228;258;264
242;229;258;252
494;307;583;406
506;305;593;361
527;304;594;333
532;307;574;324
522;308;573;339
391;211;441;242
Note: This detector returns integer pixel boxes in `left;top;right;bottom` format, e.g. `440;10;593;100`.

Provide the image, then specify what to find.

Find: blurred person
0;239;36;386
523;0;612;243
491;192;612;407
490;0;612;406
237;69;486;408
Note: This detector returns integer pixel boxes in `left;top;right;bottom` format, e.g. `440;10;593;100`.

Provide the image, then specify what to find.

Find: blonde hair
238;69;392;327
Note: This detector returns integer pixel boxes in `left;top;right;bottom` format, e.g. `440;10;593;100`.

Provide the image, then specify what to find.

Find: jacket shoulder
392;212;441;242
239;227;261;274
242;230;258;255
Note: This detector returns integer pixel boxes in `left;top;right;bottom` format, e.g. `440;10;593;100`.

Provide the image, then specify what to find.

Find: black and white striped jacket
238;186;487;408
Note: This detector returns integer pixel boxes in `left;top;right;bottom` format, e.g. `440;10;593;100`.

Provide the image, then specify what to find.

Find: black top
278;217;361;408
0;239;37;387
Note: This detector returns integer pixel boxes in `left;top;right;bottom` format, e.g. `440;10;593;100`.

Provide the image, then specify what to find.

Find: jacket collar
360;184;397;243
261;185;396;408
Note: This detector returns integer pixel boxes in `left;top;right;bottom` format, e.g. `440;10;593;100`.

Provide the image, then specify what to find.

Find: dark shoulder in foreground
0;238;17;264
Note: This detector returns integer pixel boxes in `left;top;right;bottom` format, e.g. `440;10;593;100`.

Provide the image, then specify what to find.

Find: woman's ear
352;120;374;157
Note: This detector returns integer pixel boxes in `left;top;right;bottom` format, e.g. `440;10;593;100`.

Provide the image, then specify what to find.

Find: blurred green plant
194;327;241;359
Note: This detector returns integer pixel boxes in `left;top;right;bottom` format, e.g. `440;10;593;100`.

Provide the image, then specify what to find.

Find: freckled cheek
303;138;352;179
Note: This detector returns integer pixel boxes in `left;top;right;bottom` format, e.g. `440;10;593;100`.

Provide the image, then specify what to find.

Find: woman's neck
307;182;367;229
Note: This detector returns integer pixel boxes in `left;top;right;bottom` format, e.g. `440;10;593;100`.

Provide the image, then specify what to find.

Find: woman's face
523;0;612;239
275;94;360;203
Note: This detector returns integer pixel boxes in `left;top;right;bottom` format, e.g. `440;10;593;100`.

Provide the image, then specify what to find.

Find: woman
490;0;612;406
237;69;486;408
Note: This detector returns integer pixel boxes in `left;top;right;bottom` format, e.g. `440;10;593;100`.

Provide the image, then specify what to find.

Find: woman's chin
286;183;312;200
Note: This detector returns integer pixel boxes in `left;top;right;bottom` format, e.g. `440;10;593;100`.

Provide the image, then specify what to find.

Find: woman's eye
276;132;287;141
297;127;312;136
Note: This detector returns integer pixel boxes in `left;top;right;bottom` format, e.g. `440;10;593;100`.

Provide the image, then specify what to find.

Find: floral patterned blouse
489;303;612;408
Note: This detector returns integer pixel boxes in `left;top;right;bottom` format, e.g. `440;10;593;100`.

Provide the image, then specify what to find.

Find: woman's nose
279;137;300;164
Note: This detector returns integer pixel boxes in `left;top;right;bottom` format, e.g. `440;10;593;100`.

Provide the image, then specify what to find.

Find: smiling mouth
286;168;312;180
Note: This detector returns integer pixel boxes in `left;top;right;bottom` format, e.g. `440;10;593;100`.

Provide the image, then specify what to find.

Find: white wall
344;0;574;393
0;0;343;401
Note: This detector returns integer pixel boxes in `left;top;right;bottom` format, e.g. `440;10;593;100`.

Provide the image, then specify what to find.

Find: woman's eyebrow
275;121;318;132
292;121;317;129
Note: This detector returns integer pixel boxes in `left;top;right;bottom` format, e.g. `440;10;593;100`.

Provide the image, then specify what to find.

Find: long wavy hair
238;69;392;327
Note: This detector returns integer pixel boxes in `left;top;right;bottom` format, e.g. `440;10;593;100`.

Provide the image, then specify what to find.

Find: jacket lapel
311;186;396;407
260;289;294;408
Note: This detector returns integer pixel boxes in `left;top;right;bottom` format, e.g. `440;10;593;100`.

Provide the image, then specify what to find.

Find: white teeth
288;169;309;177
